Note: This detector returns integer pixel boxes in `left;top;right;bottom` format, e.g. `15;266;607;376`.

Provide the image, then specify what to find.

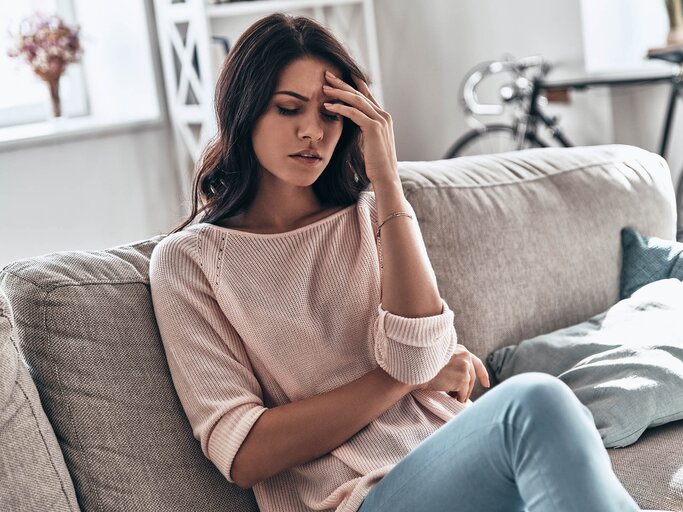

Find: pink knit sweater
149;190;469;512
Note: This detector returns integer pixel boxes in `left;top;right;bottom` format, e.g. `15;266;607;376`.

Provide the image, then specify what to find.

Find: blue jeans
357;372;640;512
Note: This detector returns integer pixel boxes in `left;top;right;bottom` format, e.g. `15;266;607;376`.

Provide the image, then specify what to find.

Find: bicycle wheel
443;124;544;159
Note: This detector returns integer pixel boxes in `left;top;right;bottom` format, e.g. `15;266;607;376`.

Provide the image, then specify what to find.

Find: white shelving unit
153;0;383;193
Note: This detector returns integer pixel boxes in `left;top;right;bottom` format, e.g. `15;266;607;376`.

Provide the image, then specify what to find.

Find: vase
46;78;61;118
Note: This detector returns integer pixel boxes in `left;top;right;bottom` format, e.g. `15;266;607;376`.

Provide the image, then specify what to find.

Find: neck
234;172;330;231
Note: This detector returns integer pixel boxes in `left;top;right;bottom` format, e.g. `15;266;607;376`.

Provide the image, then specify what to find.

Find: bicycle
444;53;683;240
443;55;561;158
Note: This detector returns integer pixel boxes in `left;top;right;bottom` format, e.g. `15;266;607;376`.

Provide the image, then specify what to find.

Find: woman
149;13;641;512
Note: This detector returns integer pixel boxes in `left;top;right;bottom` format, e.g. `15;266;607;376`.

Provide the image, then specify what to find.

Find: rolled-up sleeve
149;233;267;484
373;298;458;385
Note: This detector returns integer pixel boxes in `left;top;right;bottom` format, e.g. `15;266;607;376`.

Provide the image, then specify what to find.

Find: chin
285;162;327;185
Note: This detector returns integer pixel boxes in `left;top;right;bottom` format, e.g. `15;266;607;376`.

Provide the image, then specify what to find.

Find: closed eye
321;111;341;121
277;106;341;122
277;106;298;116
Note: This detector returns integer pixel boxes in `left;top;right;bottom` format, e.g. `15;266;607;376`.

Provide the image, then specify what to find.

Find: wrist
374;366;415;394
371;176;402;195
372;180;409;221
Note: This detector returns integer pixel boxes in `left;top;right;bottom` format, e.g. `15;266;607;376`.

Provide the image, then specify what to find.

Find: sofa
1;144;681;512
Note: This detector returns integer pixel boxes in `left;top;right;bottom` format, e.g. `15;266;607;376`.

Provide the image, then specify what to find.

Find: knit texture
149;190;468;512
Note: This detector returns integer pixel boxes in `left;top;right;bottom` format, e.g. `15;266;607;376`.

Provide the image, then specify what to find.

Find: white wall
578;0;682;189
0;126;183;267
0;0;677;268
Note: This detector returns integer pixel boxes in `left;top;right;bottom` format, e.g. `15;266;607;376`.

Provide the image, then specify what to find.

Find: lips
289;150;322;160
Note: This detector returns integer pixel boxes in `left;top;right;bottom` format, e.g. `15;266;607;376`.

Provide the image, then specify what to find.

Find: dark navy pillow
620;227;683;299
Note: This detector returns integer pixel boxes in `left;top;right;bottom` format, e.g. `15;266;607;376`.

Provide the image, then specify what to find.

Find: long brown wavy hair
170;13;371;234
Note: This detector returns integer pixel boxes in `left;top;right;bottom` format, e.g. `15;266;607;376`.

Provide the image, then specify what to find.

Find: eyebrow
274;90;343;103
274;90;308;100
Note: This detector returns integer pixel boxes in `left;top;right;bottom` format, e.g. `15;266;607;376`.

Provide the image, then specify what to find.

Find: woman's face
251;57;345;188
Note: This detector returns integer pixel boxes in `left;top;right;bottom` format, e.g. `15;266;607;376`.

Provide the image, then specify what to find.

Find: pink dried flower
7;12;82;83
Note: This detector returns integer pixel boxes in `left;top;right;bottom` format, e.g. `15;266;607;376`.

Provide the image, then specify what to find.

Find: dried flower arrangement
7;13;82;118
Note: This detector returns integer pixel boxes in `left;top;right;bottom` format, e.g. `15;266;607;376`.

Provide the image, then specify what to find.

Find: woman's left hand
322;71;399;187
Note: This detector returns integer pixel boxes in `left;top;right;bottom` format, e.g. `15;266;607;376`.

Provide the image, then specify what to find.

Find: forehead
275;57;342;90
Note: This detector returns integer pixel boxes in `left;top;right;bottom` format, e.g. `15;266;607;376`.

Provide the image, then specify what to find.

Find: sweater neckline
197;201;357;238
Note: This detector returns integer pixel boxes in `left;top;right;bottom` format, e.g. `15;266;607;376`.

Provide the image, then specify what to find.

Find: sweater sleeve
149;233;267;484
373;299;458;385
367;191;458;385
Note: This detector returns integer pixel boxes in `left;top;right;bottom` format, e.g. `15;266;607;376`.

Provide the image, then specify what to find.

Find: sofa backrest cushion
0;289;80;511
0;240;258;512
396;144;676;399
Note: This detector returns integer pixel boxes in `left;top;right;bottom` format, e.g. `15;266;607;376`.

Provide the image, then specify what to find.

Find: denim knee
503;372;591;420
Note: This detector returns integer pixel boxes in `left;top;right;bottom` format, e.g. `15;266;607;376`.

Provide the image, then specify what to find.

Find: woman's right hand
414;344;491;403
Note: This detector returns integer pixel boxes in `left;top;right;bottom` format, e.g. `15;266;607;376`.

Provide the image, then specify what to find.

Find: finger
465;363;476;401
472;355;491;388
351;74;381;109
323;102;377;130
458;373;470;403
324;71;384;117
323;81;382;122
325;70;359;93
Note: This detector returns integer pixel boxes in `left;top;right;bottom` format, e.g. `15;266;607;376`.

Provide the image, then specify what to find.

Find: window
0;0;161;148
0;0;89;127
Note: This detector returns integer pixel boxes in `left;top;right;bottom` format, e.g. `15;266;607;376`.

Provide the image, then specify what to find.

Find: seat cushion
0;238;258;512
609;419;683;510
0;289;80;511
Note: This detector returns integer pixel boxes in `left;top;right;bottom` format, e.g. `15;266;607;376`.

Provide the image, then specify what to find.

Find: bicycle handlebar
461;55;550;116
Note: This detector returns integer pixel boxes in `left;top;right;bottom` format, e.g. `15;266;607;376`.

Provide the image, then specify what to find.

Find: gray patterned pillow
620;227;683;299
487;279;683;448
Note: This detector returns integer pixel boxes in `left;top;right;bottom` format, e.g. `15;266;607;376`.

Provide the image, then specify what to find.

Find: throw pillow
620;227;683;300
0;239;259;512
486;278;683;448
0;289;80;511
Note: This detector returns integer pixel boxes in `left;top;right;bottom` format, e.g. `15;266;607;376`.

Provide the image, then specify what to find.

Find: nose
297;109;324;142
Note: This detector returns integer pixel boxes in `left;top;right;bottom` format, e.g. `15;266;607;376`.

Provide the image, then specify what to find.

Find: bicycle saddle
648;44;683;64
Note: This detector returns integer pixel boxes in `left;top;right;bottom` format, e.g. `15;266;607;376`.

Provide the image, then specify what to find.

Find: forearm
231;366;414;489
373;178;443;317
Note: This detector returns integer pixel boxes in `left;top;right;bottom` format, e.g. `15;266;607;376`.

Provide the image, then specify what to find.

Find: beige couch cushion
609;419;683;511
0;289;80;511
0;240;258;512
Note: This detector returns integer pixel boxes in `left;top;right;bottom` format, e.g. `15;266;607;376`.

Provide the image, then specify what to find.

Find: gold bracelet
375;211;414;239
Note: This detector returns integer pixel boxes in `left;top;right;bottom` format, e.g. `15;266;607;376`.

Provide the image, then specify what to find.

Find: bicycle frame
522;78;574;148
